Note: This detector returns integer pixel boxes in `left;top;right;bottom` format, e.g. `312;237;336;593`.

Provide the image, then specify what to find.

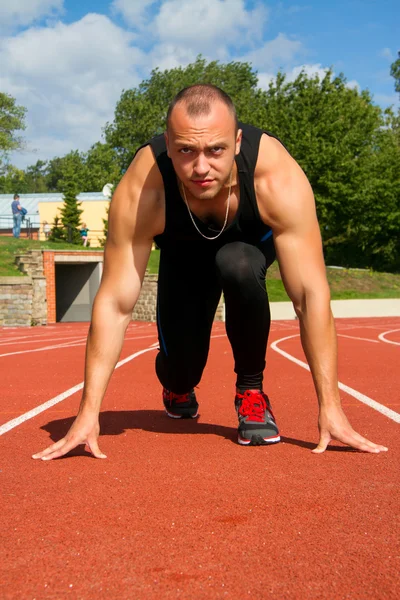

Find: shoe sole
238;433;281;446
165;409;199;419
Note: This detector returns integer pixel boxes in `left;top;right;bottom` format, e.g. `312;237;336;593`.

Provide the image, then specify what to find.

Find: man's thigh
156;246;222;358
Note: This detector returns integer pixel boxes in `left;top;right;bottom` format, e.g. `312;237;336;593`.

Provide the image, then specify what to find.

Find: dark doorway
55;263;101;322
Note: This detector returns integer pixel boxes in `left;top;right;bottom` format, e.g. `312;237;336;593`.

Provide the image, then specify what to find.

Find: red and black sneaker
163;388;199;419
235;389;280;446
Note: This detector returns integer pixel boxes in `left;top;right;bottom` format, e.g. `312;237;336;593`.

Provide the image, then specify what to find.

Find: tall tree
46;150;87;192
0;92;26;164
85;142;121;190
25;160;48;193
57;156;84;244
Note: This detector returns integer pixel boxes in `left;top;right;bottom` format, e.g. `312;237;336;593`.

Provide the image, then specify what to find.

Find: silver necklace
180;170;232;240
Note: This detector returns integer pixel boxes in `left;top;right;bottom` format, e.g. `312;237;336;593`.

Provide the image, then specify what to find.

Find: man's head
13;193;20;200
165;84;242;200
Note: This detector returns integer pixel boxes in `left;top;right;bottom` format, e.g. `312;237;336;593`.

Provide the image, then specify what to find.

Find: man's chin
189;183;222;201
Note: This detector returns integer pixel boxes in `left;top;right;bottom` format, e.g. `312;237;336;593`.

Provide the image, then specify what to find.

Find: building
0;191;110;246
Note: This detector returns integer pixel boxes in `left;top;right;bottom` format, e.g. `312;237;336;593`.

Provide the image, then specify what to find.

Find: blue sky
1;0;398;169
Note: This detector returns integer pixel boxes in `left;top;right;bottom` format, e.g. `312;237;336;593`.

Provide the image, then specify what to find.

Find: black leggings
155;240;274;394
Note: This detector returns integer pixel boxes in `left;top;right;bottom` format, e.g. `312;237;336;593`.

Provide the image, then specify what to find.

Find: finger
338;436;388;453
32;438;67;459
40;437;81;461
86;438;107;459
312;431;331;454
340;428;388;451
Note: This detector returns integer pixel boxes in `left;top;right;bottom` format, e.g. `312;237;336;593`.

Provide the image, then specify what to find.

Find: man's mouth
191;179;214;187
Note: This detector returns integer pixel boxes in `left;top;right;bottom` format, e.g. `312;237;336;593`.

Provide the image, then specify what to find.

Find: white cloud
379;48;394;61
256;64;361;93
111;0;158;28
0;0;63;31
243;33;303;71
286;63;329;82
1;14;146;167
154;0;267;51
374;93;399;108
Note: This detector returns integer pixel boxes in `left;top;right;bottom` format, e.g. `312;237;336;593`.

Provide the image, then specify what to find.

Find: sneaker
235;389;280;446
163;388;199;419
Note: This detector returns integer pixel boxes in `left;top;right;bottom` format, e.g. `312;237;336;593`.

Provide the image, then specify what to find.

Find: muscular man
33;84;387;460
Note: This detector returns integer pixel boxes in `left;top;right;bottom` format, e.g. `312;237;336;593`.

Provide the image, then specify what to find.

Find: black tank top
142;122;279;250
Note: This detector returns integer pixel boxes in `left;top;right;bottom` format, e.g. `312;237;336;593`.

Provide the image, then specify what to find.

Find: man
11;193;22;238
33;84;387;460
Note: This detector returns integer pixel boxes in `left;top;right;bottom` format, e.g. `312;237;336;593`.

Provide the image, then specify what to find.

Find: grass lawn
147;251;400;302
1;237;399;302
0;236;102;277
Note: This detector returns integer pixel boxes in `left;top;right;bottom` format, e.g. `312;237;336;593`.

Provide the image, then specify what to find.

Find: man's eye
211;147;223;153
179;148;192;154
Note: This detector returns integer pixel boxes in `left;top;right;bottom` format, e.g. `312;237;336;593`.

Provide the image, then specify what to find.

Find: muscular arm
255;135;387;453
33;146;164;460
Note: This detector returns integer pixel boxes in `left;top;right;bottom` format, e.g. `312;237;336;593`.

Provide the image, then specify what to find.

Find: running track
0;318;399;599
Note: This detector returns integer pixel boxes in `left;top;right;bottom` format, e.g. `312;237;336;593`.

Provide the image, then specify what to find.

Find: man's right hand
32;411;107;461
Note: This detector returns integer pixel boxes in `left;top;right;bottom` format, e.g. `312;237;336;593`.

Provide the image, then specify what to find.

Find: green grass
147;252;400;302
0;236;102;277
2;238;400;301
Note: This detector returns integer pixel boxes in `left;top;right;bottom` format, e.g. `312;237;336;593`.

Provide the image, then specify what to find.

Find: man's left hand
312;403;388;454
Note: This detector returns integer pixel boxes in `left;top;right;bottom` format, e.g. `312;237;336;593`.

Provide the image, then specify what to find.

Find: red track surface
1;318;399;599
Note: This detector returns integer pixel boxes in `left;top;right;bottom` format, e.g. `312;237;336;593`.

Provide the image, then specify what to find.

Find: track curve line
0;344;158;436
378;329;400;346
270;334;400;424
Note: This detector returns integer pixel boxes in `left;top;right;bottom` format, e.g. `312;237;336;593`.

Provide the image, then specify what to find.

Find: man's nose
193;153;210;177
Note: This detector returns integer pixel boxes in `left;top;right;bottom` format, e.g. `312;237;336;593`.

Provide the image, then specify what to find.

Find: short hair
166;84;238;132
13;193;20;200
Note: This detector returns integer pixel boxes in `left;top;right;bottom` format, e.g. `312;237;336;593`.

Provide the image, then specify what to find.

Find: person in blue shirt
11;193;23;238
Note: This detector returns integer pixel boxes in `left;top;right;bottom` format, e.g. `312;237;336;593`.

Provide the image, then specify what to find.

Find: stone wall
0;277;33;326
133;273;158;321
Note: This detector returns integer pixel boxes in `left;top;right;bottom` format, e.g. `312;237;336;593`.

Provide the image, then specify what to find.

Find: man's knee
215;242;266;286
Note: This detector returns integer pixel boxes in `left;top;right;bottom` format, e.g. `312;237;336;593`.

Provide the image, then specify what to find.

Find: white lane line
378;329;400;346
0;338;88;358
0;335;87;347
270;334;400;424
0;345;158;436
337;334;379;343
0;334;158;359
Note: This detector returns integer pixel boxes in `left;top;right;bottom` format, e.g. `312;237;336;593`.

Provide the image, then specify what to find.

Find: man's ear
235;129;242;156
164;132;170;157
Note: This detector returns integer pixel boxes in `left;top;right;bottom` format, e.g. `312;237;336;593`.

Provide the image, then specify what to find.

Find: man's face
165;101;242;201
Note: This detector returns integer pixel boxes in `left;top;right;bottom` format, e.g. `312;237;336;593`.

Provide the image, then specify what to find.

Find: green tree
258;69;400;270
0;163;28;193
0;92;26;164
85;142;121;190
60;181;83;244
390;51;400;96
48;215;65;242
105;56;267;171
55;156;84;244
25;160;49;193
46;150;87;192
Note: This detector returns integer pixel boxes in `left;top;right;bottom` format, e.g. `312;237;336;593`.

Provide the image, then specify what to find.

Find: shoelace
238;391;274;422
164;390;191;405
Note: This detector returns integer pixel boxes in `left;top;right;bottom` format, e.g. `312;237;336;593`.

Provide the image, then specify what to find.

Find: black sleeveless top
141;122;279;250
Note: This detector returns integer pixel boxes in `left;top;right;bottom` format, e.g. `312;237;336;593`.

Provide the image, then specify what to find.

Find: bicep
95;150;162;315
